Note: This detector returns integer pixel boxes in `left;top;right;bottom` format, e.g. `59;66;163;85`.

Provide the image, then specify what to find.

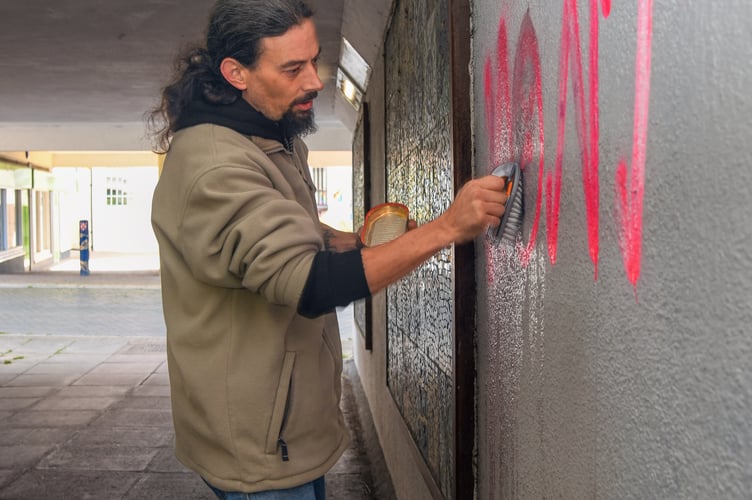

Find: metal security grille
311;167;327;210
384;0;458;496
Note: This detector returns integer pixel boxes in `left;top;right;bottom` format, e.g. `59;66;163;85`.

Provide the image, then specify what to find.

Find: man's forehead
258;19;320;61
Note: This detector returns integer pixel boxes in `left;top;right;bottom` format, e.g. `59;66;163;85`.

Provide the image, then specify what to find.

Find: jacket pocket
264;351;296;456
322;314;343;375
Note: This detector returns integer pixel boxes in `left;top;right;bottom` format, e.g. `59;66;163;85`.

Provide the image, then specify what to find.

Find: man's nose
303;64;324;93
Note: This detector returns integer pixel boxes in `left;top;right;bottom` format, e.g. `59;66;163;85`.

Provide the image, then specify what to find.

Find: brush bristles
499;189;523;243
486;161;523;246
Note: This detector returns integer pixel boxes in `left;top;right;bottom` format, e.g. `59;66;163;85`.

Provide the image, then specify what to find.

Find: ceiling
0;0;392;153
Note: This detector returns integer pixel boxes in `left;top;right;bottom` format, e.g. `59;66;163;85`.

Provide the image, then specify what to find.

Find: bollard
79;220;90;276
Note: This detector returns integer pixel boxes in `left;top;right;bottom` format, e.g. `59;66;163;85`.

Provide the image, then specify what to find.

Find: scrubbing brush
488;162;524;244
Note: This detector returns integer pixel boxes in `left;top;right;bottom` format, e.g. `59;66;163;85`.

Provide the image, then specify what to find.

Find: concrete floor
0;254;392;499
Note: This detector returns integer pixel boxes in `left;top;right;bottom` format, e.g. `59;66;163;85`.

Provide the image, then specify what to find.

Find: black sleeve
297;249;371;318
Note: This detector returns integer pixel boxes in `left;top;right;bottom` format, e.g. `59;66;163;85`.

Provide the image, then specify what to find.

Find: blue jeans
204;477;326;500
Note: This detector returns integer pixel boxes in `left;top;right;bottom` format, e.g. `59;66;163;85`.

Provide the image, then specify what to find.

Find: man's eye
286;67;302;75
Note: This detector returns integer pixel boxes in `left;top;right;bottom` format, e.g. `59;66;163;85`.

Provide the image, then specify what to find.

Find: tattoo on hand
322;227;360;252
323;229;334;251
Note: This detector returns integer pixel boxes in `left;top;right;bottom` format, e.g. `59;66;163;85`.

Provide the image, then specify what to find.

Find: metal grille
311;167;327;210
384;0;454;495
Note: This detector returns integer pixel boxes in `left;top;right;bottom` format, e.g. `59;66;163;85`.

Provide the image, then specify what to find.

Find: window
311;167;327;210
34;190;51;254
1;189;23;250
6;189;17;248
106;176;128;206
0;189;6;250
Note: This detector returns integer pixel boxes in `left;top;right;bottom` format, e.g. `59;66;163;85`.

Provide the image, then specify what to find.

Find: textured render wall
472;0;752;498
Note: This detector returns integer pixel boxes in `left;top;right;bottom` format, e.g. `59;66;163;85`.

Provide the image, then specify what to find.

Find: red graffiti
512;13;545;266
616;0;653;292
554;0;606;277
484;0;653;291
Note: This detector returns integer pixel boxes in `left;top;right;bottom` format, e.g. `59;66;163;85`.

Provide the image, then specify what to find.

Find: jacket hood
175;96;293;149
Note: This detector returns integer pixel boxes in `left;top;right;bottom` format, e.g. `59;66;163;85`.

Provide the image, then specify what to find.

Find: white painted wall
90;167;158;253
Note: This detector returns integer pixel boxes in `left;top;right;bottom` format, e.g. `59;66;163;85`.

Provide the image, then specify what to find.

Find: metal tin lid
360;202;409;247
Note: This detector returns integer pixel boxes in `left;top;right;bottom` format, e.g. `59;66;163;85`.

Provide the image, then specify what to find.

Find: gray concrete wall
472;0;752;498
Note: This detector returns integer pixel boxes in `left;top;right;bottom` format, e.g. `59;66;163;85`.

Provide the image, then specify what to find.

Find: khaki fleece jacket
151;124;349;493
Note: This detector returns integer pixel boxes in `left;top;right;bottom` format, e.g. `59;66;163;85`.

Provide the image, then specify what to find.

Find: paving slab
0;387;56;398
0;471;14;489
56;385;130;398
92;408;174;428
41;352;112;365
67;426;173;448
5;373;83;387
0;445;55;469
112;396;172;411
38;445;159;472
73;371;151;387
0;398;40;411
5;409;100;427
146;448;191;473
0;470;139;499
143;372;170;386
0;427;74;447
32;396;119;411
21;361;98;375
132;384;171;397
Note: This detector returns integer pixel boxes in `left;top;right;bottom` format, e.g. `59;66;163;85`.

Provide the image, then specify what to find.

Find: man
149;0;507;498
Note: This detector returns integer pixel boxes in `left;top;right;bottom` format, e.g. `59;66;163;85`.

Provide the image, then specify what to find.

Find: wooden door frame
448;0;475;497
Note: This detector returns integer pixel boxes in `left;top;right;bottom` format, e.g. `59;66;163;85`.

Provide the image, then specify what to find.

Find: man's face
242;18;324;135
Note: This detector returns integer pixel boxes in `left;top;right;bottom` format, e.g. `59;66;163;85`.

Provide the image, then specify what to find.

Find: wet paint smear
484;10;545;268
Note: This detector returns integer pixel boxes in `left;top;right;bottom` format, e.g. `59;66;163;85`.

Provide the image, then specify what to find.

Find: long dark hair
146;0;314;153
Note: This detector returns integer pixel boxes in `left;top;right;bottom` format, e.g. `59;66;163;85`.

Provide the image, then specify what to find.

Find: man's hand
360;174;509;294
436;175;508;244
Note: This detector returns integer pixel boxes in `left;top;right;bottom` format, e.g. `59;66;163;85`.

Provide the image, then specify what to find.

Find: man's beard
280;92;318;138
280;109;317;138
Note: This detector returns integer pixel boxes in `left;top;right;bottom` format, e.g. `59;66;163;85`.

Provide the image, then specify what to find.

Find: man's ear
219;57;248;90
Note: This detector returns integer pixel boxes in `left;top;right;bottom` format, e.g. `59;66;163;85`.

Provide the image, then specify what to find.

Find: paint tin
360;202;410;247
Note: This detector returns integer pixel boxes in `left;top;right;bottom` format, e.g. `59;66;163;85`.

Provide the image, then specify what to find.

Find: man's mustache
292;92;318;105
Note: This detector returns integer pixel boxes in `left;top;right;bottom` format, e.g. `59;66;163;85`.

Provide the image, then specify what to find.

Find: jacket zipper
278;437;289;462
277;378;293;462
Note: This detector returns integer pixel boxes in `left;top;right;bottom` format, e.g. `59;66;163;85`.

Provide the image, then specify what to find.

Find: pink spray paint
483;0;652;291
552;0;607;277
616;0;653;293
484;18;512;169
511;12;545;266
